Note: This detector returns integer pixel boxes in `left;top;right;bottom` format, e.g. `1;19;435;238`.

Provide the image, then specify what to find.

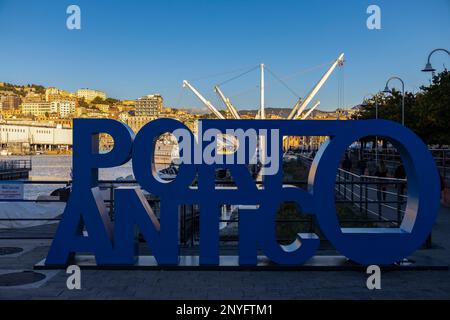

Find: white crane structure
214;86;241;119
259;64;265;120
299;100;321;120
257;64;266;180
287;98;303;120
281;100;321;143
182;80;225;119
183;53;344;162
291;53;344;120
182;53;343;121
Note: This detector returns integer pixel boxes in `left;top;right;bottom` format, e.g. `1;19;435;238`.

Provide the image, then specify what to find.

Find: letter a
366;265;381;290
66;5;81;30
366;5;381;30
66;265;81;290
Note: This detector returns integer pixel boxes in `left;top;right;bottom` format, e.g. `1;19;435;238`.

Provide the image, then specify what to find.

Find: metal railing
336;170;407;224
295;146;450;185
0;172;413;248
360;148;450;185
0;159;32;172
298;153;407;225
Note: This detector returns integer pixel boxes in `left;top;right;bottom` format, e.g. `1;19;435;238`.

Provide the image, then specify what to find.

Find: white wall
0;124;72;145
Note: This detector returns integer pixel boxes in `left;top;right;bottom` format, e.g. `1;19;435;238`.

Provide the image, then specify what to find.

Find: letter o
132;118;196;200
309;120;440;265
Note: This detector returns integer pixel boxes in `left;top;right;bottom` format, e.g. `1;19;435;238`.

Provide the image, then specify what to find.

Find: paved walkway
0;204;449;300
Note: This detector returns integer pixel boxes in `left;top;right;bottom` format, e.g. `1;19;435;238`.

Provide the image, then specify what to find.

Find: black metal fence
335;170;407;224
360;148;450;186
0;172;413;247
0;159;32;179
0;159;31;170
297;154;407;223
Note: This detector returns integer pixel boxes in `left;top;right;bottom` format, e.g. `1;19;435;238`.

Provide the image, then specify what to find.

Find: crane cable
189;64;259;82
227;59;336;99
276;59;335;82
337;66;341;110
342;64;345;109
337;62;345;112
265;66;301;98
175;87;186;107
216;65;260;87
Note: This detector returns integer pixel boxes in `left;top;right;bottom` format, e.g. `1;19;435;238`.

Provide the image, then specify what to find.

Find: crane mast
287;98;303;120
299;100;321;119
184;53;344;122
282;100;321;142
259;64;265;119
293;53;344;119
214;86;241;119
183;80;225;119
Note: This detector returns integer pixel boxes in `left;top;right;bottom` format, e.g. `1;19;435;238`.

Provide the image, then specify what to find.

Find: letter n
114;187;179;265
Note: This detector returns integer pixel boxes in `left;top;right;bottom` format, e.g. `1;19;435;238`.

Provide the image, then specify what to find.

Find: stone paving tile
0;268;448;299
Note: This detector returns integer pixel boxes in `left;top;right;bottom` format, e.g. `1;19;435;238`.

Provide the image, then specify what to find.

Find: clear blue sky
1;0;449;111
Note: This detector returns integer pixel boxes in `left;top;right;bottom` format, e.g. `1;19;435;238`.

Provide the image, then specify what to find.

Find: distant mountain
239;107;335;118
174;106;340;118
176;107;210;115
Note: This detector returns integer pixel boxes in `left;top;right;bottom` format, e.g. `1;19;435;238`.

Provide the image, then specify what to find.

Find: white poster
0;182;24;200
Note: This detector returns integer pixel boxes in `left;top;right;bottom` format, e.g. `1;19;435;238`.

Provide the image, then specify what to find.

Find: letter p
72;119;135;188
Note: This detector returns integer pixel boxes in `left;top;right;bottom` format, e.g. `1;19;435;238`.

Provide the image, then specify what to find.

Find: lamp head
421;62;436;73
383;85;391;94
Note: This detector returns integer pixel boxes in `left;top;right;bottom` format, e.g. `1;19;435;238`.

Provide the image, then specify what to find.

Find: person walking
394;164;406;194
341;153;352;180
440;173;447;206
357;158;367;176
376;161;388;201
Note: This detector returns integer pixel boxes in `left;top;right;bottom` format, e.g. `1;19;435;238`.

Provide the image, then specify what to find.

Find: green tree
90;97;120;105
78;98;89;109
31;84;46;94
353;70;450;146
90;97;105;105
353;90;416;125
105;97;119;105
411;70;450;146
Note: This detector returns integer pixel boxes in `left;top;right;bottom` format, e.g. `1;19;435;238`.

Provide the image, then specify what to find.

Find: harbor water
0;155;169;199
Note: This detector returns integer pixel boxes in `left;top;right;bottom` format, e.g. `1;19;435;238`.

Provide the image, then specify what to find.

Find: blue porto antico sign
45;118;440;267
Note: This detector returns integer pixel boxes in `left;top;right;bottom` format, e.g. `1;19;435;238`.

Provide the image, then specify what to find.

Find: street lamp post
383;76;405;126
362;93;379;164
421;48;450;76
